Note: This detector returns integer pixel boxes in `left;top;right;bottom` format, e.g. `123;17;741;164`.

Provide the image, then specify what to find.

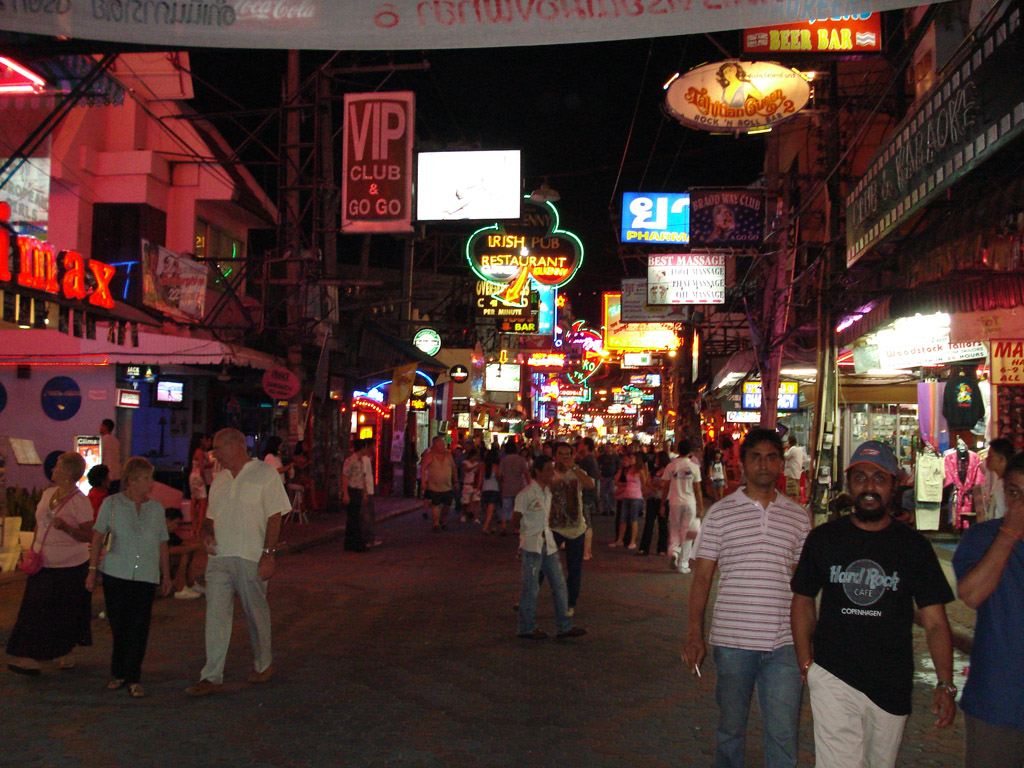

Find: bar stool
285;484;309;524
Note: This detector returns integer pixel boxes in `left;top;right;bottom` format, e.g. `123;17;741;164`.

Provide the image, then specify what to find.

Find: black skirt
6;561;93;660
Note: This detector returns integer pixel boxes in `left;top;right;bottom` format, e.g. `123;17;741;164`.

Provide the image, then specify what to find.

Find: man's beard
852;493;888;522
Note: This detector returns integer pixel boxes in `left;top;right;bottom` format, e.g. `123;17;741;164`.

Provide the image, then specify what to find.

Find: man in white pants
791;440;956;767
185;428;291;696
662;439;703;573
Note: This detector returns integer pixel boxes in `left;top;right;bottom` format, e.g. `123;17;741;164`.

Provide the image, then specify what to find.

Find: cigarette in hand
694;665;702;678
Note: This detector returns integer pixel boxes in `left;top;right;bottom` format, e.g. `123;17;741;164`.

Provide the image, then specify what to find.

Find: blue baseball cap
846;440;898;477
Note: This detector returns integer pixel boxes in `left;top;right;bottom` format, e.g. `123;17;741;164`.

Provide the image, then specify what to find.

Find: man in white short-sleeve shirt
662;439;704;573
186;428;291;697
682;428;810;768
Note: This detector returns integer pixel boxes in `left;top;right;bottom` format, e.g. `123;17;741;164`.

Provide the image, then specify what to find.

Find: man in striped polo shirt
683;428;810;768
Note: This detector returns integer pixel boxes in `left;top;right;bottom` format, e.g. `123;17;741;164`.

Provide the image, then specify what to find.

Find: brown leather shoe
247;665;276;684
516;628;549;640
556;627;587;639
184;679;222;697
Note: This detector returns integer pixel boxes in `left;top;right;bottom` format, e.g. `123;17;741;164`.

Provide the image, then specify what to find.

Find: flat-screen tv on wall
155;380;184;405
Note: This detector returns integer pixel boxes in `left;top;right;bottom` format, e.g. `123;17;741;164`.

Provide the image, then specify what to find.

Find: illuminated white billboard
485;362;522;393
416;150;521;221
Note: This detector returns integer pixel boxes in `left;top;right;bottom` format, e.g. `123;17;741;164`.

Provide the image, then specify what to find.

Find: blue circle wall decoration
0;381;6;415
43;450;63;482
41;376;82;421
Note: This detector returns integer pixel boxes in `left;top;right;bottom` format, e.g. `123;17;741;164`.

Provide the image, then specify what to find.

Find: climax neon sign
0;202;115;309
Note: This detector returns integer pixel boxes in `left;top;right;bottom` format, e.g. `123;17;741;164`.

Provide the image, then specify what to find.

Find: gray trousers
200;556;272;684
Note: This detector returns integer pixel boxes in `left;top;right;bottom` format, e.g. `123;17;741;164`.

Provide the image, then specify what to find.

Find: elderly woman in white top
87;457;172;698
6;451;95;676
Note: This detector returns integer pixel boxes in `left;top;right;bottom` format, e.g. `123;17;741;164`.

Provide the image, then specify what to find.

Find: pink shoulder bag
20;490;80;575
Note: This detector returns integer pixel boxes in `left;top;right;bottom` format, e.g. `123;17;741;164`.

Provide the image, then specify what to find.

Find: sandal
106;678;126;690
129;683;145;698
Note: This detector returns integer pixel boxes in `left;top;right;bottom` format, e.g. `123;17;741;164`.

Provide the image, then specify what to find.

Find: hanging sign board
485;363;521;393
602;293;679;352
990;340;1024;385
465;198;583;307
262;366;301;400
665;60;811;133
689;190;765;247
741;381;800;411
620;192;689;244
743;14;882;54
141;239;208;322
116;388;142;408
621;278;690;323
647;253;726;305
341;91;414;233
412;328;442;356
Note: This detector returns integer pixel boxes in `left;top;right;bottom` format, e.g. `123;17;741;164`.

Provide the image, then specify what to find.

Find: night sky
189;35;767;324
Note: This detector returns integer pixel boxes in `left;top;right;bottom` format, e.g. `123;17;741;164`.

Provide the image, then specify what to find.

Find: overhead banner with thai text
0;0;951;51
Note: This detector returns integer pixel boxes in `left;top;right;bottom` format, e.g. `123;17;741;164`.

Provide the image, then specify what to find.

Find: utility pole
758;134;795;430
810;62;843;515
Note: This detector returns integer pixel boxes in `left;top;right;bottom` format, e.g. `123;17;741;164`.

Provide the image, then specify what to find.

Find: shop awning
0;329;280;370
361;320;448;372
802;380;919;405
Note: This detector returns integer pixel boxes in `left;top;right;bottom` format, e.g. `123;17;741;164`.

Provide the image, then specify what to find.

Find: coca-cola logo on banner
234;0;318;25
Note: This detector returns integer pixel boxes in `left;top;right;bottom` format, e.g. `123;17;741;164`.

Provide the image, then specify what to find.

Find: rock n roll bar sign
0;0;951;51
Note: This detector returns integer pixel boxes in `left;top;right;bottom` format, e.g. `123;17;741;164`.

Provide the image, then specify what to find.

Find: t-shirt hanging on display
942;370;985;431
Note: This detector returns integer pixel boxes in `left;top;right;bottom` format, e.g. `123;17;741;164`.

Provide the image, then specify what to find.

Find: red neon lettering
61;250;87;300
0;227;9;282
88;259;116;309
17;236;58;293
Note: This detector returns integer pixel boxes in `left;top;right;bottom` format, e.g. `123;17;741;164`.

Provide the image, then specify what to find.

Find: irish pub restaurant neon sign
0;201;115;310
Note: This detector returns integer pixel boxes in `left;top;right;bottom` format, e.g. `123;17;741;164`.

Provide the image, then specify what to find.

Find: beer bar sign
342;92;414;233
743;15;881;54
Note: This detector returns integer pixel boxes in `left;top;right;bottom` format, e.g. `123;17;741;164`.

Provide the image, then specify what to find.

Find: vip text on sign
342;92;414;233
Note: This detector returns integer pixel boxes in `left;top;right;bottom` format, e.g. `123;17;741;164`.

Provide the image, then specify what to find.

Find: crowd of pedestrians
8;420;1024;768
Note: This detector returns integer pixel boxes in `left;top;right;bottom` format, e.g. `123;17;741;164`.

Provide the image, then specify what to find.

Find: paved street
1;503;972;768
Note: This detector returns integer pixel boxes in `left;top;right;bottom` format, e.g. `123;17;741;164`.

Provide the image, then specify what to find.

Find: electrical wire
608;39;653;212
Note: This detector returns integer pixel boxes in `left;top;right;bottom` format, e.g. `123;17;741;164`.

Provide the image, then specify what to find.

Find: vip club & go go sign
665;60;811;133
465;197;583;307
342;91;414;233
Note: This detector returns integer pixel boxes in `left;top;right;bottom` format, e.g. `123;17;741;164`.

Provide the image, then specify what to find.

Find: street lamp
529;181;560;203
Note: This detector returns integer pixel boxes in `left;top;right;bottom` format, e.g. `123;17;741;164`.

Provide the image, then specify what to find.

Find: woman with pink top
610;452;648;549
7;452;95;676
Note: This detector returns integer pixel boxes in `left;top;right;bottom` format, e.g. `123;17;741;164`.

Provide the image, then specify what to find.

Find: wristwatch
935;681;958;695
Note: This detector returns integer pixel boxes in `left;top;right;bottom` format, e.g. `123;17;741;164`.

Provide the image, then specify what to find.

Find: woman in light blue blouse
86;457;172;698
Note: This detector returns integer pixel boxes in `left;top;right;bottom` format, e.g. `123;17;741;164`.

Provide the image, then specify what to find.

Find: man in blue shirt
954;451;1024;767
